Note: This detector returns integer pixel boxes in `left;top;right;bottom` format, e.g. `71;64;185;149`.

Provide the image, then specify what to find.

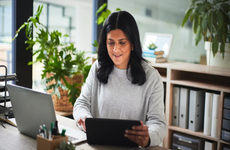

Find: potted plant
147;43;158;50
13;5;91;111
92;3;121;52
181;0;230;67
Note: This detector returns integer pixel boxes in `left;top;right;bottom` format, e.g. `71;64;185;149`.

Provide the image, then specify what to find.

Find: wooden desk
0;115;170;150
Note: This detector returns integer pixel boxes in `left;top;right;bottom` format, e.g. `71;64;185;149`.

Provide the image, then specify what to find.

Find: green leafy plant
57;140;75;150
147;43;158;50
12;5;91;106
181;0;230;58
92;3;121;50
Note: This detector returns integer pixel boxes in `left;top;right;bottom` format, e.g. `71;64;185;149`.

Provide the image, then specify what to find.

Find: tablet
85;118;141;147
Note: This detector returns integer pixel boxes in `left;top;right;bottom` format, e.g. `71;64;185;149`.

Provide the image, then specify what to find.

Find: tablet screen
85;118;141;147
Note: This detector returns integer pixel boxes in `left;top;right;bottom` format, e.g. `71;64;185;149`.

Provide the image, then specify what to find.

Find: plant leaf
220;42;225;59
195;26;202;46
97;16;104;25
212;35;218;57
116;8;121;11
182;7;193;27
192;15;199;34
220;2;230;13
96;3;107;15
102;9;111;19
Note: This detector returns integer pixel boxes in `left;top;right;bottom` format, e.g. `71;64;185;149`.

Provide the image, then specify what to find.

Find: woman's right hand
77;117;87;132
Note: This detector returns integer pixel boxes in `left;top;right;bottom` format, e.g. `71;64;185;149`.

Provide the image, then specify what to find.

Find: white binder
179;87;190;129
203;92;213;135
204;141;217;150
172;86;180;126
188;89;205;132
211;93;220;138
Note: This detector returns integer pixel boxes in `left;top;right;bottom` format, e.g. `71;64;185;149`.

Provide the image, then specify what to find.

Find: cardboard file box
37;135;68;150
223;109;230;120
224;97;230;109
222;119;230;131
173;143;195;150
173;132;204;150
221;130;230;142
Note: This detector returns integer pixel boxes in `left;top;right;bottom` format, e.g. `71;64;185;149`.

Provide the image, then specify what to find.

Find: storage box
37;135;68;150
223;109;230;120
224;97;230;109
173;132;204;150
221;130;230;142
173;143;195;150
222;119;230;131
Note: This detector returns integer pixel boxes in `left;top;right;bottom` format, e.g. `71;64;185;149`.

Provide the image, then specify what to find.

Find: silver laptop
7;84;86;144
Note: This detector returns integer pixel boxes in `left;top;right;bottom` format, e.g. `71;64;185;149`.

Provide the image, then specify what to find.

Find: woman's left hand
124;121;150;147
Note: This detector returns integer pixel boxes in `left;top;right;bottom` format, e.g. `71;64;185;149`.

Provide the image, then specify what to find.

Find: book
203;92;213;135
154;51;164;55
155;54;164;58
156;58;167;63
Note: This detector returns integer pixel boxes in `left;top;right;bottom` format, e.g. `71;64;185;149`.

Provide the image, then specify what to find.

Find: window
32;1;76;91
0;0;12;75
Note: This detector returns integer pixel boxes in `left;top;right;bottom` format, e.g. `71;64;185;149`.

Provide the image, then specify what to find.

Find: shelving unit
152;62;230;150
0;65;17;113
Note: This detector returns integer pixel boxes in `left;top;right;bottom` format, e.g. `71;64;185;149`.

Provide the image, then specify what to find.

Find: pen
61;129;66;136
39;129;44;138
43;124;47;139
48;130;52;140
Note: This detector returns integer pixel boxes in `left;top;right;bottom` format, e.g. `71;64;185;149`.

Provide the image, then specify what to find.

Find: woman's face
106;29;132;69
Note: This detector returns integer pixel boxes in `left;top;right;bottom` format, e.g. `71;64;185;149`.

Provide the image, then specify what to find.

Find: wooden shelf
153;62;230;149
168;126;219;142
220;140;230;145
170;79;230;93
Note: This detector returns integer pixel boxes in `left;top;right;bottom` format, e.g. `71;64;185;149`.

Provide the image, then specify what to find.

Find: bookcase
152;62;230;150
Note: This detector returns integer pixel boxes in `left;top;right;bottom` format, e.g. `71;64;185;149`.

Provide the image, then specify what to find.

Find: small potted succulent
147;43;158;50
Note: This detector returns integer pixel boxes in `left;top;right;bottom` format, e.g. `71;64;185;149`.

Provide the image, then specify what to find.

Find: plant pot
205;41;230;68
46;73;83;112
148;48;155;51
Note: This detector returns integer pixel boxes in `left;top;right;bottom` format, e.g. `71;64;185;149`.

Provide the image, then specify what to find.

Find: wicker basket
46;73;83;112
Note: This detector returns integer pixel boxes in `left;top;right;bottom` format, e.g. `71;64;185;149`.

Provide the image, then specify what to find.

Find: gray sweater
73;60;166;146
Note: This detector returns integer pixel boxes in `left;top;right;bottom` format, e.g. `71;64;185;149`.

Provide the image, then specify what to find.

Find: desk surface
0;115;170;150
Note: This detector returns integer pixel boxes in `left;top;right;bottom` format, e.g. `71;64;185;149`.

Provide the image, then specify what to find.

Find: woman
73;11;166;147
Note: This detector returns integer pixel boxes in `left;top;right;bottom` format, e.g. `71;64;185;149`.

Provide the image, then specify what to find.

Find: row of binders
172;86;220;137
222;96;230;142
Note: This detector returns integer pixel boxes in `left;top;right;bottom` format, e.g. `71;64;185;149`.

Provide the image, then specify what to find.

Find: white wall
108;0;206;64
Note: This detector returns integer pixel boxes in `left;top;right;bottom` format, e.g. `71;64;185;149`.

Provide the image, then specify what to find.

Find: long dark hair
97;11;146;85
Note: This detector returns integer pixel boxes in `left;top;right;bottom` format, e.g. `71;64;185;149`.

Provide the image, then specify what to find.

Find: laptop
85;118;141;147
7;84;86;144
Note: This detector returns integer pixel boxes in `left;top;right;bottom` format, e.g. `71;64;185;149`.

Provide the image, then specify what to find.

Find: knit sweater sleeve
72;61;97;126
146;69;167;147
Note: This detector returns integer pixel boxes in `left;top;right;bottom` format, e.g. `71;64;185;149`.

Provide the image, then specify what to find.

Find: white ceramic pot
205;41;230;68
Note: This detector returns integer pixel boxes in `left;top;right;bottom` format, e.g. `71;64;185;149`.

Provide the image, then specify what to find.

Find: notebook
7;84;86;144
85;118;141;147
